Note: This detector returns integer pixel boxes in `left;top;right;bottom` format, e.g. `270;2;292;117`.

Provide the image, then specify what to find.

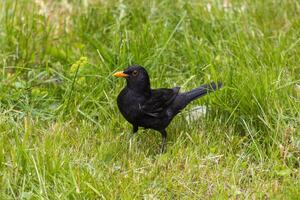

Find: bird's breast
117;89;145;124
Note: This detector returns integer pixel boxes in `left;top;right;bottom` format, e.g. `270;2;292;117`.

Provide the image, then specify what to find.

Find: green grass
0;0;299;199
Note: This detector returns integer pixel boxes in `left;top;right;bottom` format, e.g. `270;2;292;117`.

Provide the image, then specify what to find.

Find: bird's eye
132;70;138;76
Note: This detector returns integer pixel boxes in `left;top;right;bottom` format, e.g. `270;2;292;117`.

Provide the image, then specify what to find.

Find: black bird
113;65;222;153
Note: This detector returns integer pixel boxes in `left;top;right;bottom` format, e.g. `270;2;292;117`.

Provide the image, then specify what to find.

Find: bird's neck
126;80;151;95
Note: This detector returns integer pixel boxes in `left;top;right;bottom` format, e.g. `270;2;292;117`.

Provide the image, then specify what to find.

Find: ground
0;0;299;199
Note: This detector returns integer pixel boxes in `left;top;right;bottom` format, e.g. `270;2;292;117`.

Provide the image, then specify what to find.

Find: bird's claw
160;145;166;154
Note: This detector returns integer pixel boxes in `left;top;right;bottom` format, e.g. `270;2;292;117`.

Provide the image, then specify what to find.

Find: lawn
0;0;299;199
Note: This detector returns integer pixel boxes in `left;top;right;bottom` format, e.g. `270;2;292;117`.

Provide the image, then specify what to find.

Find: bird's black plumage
114;65;222;152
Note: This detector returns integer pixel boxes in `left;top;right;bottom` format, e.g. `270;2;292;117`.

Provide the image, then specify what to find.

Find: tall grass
0;0;299;199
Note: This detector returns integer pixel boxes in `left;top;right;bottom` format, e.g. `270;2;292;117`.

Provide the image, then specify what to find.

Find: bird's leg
129;125;138;151
132;124;138;134
130;124;138;139
159;129;167;153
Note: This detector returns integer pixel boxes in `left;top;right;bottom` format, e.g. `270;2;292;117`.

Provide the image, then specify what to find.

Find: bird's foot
160;144;166;154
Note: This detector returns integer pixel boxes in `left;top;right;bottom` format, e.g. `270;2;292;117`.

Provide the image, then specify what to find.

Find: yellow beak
113;71;128;78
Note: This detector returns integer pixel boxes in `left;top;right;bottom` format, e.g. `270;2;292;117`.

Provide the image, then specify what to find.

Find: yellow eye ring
132;70;138;76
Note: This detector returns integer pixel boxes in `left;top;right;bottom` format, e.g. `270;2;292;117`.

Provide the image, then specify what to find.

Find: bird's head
113;65;151;93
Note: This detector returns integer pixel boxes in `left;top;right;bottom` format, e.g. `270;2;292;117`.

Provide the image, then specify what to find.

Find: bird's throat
126;79;151;95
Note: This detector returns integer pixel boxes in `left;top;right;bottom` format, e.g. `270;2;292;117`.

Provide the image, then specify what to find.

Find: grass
0;0;299;199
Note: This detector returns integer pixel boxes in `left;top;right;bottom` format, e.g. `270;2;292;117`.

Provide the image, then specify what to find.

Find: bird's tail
184;81;222;103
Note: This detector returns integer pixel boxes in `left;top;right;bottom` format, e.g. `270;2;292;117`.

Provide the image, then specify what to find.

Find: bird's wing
141;87;180;118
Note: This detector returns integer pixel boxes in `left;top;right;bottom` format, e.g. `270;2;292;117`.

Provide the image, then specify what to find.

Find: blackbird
113;65;222;153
